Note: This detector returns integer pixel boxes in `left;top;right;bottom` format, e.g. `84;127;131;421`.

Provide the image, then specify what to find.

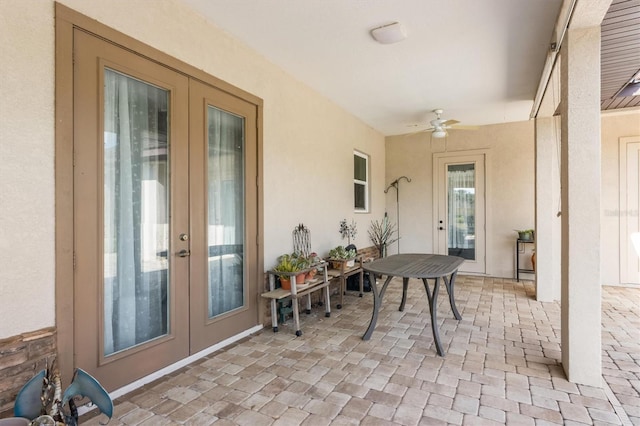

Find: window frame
353;150;370;213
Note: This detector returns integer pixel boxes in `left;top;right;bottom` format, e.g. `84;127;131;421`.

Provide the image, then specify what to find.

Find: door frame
432;149;491;275
55;4;264;387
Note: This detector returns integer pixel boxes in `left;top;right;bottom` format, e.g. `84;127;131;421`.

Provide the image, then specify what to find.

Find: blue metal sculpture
14;358;113;425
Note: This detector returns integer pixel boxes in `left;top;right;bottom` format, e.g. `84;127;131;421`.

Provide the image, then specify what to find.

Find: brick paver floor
82;277;639;425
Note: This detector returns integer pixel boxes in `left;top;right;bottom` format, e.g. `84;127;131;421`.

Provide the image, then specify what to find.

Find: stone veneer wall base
0;327;57;417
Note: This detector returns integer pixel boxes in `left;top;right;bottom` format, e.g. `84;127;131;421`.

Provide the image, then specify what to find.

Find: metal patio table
362;253;465;356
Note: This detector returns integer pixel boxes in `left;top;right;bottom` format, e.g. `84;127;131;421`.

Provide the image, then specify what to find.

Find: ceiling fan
407;109;472;138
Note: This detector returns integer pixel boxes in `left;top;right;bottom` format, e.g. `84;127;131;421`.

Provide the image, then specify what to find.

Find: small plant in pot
328;245;357;268
368;215;399;258
304;252;323;281
273;254;305;290
515;229;535;241
339;219;358;245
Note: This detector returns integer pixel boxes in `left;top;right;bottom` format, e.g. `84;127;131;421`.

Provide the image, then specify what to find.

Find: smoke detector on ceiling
370;22;407;44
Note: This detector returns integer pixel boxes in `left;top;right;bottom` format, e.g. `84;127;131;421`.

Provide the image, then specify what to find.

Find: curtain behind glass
447;167;476;257
103;69;169;355
207;106;245;318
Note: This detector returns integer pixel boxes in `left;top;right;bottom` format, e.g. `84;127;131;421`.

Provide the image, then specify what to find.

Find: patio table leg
363;273;393;340
399;277;409;311
443;272;462;320
422;277;444;356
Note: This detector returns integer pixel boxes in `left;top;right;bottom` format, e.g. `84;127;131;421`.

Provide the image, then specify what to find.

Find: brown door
188;80;259;352
74;29;258;390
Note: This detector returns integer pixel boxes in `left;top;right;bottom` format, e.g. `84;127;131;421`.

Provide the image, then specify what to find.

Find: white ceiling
180;0;563;136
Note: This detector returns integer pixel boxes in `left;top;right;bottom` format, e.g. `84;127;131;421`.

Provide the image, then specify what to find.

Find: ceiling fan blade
441;119;460;126
404;128;430;137
449;124;479;130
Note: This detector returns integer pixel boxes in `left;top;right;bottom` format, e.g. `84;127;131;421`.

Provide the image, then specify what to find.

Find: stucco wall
0;1;56;338
386;121;536;278
0;0;385;339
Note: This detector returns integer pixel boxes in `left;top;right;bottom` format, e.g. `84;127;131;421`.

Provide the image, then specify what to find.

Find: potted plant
273;254;305;290
339;219;357;245
515;229;534;241
368;215;399;258
328;245;357;268
304;252;323;281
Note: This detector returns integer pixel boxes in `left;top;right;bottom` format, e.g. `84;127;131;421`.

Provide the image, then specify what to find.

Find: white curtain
447;168;475;250
207;107;245;318
103;69;168;355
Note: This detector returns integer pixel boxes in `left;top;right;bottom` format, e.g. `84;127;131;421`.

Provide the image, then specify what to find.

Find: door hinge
73;251;76;269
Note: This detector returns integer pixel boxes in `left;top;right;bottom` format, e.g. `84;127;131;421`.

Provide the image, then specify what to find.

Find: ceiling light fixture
432;129;447;138
370;22;407;44
616;71;640;97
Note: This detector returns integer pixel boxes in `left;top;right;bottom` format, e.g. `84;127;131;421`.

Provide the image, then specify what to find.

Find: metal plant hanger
384;176;411;253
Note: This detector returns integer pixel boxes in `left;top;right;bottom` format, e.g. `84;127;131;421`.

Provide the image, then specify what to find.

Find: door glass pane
207;106;245;318
103;69;170;356
447;163;475;260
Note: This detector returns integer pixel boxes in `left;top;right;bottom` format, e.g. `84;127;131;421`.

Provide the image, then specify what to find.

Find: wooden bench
262;262;331;336
326;256;364;309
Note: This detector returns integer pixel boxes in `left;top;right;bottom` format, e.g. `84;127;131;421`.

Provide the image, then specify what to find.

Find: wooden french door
73;29;258;391
433;152;486;274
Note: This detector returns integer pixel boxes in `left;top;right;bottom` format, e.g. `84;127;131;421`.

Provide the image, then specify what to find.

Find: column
535;116;561;302
560;26;602;386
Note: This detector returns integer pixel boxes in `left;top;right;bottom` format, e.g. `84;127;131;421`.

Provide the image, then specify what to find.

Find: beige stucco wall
386;121;536;278
0;0;385;338
0;1;56;338
601;109;640;285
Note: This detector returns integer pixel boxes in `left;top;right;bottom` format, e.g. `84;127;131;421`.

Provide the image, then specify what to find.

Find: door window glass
103;68;170;355
207;106;245;318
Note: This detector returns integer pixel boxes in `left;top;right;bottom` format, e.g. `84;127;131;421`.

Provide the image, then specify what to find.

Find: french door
620;137;640;285
433;152;486;274
73;29;258;390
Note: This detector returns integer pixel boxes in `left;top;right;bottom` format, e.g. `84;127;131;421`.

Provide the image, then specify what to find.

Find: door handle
177;249;191;257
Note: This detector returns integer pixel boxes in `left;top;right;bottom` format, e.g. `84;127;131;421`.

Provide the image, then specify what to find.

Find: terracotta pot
279;276;292;290
306;269;317;281
531;252;536;271
280;273;306;290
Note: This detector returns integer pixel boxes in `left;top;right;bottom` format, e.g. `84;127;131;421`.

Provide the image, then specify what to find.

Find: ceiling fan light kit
432;129;447;138
370;22;407;44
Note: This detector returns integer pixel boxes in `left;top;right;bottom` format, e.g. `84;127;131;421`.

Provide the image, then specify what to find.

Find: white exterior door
434;152;487;274
620;137;640;285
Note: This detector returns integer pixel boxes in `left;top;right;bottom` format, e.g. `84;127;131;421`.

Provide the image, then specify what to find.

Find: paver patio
82;276;639;425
